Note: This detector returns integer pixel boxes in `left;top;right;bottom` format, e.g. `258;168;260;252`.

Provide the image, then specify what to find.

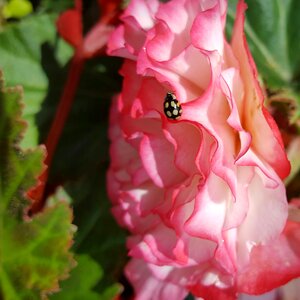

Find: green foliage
0;72;75;299
0;13;73;148
49;254;102;300
49;254;122;300
1;197;75;300
227;0;300;91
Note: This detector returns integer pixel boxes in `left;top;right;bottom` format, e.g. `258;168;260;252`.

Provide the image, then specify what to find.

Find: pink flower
107;0;299;299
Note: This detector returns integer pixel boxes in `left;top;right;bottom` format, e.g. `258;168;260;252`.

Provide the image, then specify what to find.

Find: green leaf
49;254;102;300
2;197;75;300
49;254;122;300
0;72;75;300
0;13;73;148
0;71;44;218
227;0;300;90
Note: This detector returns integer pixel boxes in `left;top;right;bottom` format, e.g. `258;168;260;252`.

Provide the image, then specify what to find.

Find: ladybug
163;92;182;120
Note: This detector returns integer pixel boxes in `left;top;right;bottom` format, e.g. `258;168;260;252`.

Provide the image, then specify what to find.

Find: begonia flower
107;0;300;299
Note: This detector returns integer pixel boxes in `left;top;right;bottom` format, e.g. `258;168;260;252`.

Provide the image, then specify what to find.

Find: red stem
45;49;85;167
29;49;85;215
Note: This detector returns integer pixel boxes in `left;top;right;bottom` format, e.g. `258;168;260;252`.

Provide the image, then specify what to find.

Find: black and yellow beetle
163;92;182;120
